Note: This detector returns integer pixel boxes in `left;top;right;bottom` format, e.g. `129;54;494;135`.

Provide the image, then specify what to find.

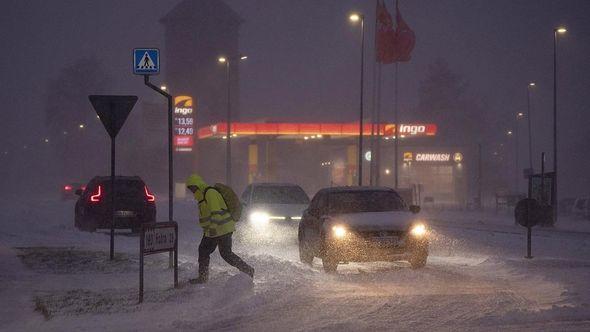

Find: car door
307;193;327;251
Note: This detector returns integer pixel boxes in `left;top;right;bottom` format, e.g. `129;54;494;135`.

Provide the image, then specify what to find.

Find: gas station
189;121;469;206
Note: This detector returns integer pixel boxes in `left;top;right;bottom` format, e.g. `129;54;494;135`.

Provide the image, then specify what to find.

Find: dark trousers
198;232;252;276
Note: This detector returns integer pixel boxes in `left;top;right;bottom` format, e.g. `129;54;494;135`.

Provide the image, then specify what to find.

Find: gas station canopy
198;122;437;139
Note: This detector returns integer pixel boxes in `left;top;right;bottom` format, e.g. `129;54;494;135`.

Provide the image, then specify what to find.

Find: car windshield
327;191;405;214
251;186;310;205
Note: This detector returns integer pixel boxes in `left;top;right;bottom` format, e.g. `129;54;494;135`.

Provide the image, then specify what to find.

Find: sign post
139;222;178;303
134;48;175;268
515;198;541;259
89;95;138;260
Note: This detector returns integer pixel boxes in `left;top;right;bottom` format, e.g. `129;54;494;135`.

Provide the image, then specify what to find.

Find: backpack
204;183;242;222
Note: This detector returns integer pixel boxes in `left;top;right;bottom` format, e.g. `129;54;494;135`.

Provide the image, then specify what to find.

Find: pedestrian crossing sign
133;48;160;75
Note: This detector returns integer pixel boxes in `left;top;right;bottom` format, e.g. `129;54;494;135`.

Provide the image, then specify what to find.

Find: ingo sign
174;96;195;152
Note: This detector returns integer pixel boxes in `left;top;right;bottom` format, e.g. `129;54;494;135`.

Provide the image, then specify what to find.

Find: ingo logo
399;125;426;135
174;96;193;115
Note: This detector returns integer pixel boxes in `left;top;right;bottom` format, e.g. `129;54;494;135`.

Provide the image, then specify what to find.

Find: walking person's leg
193;235;217;283
218;233;254;278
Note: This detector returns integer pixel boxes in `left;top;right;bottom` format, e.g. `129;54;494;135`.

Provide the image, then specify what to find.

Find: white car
298;186;428;272
238;183;310;243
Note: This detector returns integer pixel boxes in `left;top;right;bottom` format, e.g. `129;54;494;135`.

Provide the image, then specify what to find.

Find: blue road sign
134;48;159;75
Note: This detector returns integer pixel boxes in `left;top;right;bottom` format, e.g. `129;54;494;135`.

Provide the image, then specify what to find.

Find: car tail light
90;185;102;203
145;186;155;202
64;185;73;191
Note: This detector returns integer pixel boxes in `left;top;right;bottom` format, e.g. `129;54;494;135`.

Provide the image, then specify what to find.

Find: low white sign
144;226;176;253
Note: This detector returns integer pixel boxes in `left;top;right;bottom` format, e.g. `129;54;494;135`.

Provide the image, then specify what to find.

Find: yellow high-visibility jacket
188;175;235;237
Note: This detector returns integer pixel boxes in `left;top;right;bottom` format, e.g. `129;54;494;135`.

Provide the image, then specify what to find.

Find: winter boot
190;265;209;284
244;265;255;279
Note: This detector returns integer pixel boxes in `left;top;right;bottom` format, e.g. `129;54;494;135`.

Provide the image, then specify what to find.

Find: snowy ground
1;193;590;331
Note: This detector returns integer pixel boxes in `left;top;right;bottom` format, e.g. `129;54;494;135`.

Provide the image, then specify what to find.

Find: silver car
239;183;310;243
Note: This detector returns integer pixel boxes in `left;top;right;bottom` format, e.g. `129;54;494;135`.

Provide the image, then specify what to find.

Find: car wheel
298;228;314;265
409;247;428;269
322;255;338;273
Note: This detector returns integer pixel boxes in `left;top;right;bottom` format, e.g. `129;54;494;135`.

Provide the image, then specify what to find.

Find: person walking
186;174;254;284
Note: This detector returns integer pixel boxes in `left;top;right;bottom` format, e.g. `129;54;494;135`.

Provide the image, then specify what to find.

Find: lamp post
552;26;566;223
527;82;535;171
515;112;525;192
218;55;247;187
349;12;365;186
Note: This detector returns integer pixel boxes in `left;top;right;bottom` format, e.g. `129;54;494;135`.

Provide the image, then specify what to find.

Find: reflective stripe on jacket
197;188;235;238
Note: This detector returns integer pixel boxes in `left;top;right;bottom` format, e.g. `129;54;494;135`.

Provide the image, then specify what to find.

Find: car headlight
250;211;270;226
332;225;348;239
410;223;427;237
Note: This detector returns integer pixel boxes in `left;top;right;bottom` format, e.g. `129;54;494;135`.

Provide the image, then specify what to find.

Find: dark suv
74;176;156;232
298;187;428;272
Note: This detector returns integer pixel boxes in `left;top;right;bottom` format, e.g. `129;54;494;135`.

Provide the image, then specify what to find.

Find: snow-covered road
1;195;590;331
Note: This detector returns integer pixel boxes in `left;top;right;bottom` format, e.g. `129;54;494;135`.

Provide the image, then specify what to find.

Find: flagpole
375;62;382;186
394;62;399;189
369;0;380;186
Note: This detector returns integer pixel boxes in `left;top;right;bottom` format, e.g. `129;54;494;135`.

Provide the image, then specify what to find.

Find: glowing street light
218;54;248;186
160;85;167;91
552;25;567;223
348;11;365;186
79;124;85;129
349;13;361;23
507;130;513;136
529;82;536;87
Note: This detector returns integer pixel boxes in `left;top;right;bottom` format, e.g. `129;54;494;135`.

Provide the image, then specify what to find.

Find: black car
74;176;156;232
298;186;428;272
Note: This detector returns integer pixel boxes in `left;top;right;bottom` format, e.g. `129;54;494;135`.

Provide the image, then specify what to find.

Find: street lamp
552;26;566;223
349;12;365;186
218;54;247;187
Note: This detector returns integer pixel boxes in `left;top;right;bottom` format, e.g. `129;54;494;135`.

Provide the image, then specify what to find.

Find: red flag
393;1;415;62
375;0;396;64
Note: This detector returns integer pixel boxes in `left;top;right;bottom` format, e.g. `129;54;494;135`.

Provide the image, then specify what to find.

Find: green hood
186;174;208;191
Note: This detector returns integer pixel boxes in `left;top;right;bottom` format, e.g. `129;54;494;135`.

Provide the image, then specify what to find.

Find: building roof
160;0;243;25
198;122;438;139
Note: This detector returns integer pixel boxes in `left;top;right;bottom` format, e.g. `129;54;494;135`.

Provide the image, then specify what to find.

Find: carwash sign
415;153;451;162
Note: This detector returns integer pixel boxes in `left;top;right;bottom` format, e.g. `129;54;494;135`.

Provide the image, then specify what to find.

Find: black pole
552;30;558;225
527;85;534;171
144;75;173;222
525;226;533;259
541;152;546;205
174;224;178;288
110;136;115;260
357;16;365;186
139;228;144;303
375;63;382;186
515;116;520;192
394;62;399;189
226;61;232;187
478;143;482;211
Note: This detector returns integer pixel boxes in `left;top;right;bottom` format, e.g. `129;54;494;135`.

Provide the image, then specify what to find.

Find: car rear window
327;191;405;214
252;186;310;205
101;179;144;196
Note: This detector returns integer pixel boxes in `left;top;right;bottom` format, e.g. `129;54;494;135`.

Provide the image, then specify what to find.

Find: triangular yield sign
89;95;138;138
